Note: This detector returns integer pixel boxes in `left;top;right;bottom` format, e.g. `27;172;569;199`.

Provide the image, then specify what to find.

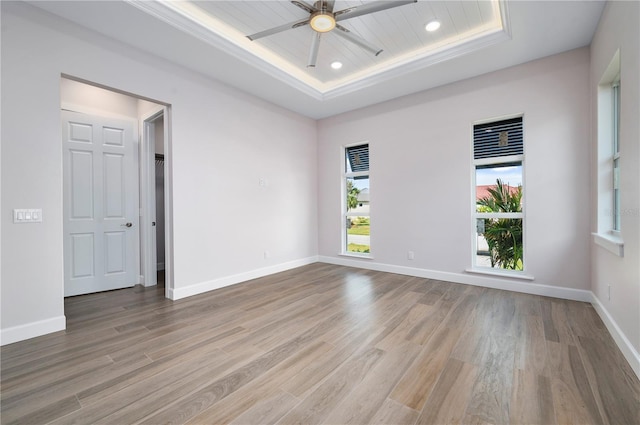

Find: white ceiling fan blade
335;0;416;22
291;1;317;14
247;18;310;41
325;0;336;13
307;32;322;68
334;24;383;56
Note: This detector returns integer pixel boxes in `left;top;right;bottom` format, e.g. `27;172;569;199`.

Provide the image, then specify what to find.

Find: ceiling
28;0;605;119
144;0;506;91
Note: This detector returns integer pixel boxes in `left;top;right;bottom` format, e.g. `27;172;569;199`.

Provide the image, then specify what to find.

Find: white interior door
62;110;139;296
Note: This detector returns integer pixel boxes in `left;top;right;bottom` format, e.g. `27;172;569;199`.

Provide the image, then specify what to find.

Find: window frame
471;116;526;274
341;142;371;258
612;79;621;233
593;50;623;257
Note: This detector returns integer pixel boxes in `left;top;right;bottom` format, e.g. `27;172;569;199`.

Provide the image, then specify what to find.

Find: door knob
121;222;133;228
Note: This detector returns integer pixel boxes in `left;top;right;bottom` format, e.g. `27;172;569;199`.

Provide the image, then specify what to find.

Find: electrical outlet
264;250;270;259
407;251;415;260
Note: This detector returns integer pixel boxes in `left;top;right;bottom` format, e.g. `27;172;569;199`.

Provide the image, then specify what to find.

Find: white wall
318;48;591;296
589;1;640;368
61;78;140;118
0;3;317;344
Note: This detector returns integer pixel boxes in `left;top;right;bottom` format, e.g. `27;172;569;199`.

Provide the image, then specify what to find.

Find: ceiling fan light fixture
425;20;441;32
310;12;336;33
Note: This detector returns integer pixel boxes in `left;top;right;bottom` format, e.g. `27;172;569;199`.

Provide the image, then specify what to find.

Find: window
473;117;524;271
612;80;621;231
594;51;623;256
343;144;370;255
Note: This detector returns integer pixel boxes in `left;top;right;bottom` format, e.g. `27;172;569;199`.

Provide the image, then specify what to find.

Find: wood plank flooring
1;264;639;424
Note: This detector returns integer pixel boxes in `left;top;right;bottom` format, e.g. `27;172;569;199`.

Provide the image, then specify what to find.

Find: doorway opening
140;109;170;295
61;76;172;300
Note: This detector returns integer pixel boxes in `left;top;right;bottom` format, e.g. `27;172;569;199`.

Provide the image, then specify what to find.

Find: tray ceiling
132;0;508;96
25;0;606;118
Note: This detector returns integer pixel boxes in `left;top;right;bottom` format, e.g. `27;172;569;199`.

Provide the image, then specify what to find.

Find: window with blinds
346;144;369;175
343;143;370;256
472;116;524;272
473;117;523;160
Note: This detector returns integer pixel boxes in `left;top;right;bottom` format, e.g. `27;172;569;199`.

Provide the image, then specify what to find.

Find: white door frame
140;106;173;299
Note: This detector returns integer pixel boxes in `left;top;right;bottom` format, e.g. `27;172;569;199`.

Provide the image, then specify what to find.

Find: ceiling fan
247;0;418;68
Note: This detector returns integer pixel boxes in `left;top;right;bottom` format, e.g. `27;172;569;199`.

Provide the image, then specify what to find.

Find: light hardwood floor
1;264;639;424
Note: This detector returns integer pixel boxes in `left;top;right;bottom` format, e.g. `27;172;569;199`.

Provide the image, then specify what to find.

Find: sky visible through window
351;179;369;191
476;165;522;186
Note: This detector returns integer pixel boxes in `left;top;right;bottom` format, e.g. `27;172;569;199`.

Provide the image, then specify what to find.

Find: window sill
593;232;624;257
339;252;374;260
465;268;534;281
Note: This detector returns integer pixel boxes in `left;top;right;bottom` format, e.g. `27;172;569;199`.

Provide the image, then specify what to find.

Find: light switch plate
13;209;42;223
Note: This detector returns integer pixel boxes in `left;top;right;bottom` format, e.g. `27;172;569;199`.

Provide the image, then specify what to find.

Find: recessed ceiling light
331;61;343;70
425;20;441;32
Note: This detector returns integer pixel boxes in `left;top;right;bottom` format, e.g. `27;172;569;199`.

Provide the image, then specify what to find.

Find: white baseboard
0;315;66;346
169;256;319;301
318;256;592;302
590;292;640;379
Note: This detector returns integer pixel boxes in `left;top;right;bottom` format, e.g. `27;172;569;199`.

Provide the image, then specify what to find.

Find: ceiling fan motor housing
310;11;336;33
246;0;417;65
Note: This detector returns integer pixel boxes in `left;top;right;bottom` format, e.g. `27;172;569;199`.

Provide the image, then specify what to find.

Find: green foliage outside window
477;179;523;270
346;180;360;211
